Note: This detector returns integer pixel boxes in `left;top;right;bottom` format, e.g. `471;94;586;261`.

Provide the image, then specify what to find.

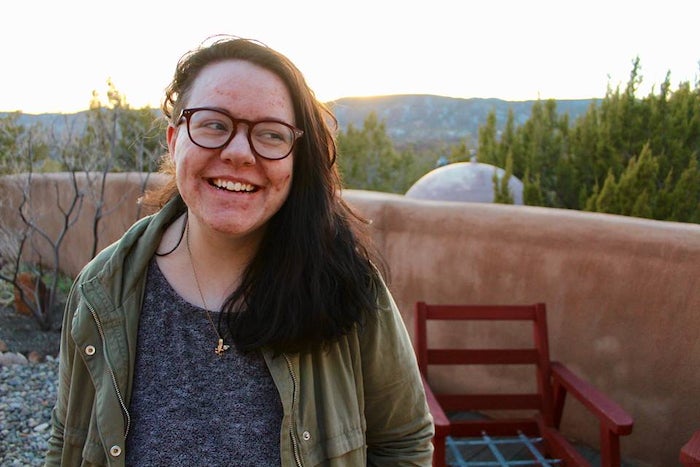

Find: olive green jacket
44;197;434;466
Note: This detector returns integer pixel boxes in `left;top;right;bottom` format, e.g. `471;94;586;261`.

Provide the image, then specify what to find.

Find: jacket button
85;345;96;356
109;445;122;457
302;431;311;441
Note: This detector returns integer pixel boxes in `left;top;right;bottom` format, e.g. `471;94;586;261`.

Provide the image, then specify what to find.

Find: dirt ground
0;305;62;357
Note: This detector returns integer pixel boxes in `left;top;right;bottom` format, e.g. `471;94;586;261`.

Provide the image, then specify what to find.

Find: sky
2;0;698;115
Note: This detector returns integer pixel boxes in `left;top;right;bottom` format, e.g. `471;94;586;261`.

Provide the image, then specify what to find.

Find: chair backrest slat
437;393;543;411
428;348;540;365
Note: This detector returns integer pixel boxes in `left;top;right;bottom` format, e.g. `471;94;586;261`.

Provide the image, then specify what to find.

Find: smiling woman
43;36;434;466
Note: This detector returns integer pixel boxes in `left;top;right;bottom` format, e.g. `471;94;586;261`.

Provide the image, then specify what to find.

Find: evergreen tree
477;111;498;165
492;151;514;204
494;109;516;169
337;112;412;193
479;56;700;224
448;139;473;164
583;183;599;212
117;107;167;173
0;113;27;174
666;157;700;222
595;170;619;214
630;191;653;219
0;113;50;174
522;167;544;206
615;143;659;218
82;79;165;173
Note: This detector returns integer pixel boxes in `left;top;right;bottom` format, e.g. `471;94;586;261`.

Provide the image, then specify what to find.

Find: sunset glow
2;0;698;114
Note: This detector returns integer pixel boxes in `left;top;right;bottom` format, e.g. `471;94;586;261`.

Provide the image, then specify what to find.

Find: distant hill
4;94;597;148
329;94;596;148
10;111;93;137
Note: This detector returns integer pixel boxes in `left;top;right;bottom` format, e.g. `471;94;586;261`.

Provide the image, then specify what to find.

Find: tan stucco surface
1;173;698;465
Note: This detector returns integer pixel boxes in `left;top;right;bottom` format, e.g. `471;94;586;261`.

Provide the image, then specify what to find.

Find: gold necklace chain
185;220;230;356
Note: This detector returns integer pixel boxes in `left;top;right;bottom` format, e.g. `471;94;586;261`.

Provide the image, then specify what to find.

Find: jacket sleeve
44;276;81;466
360;277;434;466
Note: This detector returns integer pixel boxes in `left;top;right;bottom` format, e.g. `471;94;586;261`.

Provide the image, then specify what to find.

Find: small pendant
215;338;230;356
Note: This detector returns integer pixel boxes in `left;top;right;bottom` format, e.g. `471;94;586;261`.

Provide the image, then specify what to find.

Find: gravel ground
0;356;58;466
1;304;61;466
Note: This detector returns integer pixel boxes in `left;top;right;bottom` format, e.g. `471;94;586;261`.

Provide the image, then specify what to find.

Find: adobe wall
0;172;159;276
1;173;698;465
347;190;699;466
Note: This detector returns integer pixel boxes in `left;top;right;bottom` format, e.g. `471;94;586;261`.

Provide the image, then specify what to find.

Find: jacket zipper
82;285;131;436
284;353;303;467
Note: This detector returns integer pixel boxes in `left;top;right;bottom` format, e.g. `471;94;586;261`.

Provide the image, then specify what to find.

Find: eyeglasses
178;107;304;160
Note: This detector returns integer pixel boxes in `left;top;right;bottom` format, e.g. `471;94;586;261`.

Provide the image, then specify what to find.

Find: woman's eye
202;120;230;132
254;123;291;144
261;130;284;141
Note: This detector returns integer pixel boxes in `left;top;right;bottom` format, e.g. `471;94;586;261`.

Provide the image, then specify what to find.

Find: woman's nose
220;125;256;165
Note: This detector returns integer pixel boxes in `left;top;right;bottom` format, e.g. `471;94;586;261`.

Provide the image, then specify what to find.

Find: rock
33;422;50;433
0;352;29;366
27;351;43;363
0;339;8;352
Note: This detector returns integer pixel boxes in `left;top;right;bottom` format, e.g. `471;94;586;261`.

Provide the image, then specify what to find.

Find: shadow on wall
1;173;699;466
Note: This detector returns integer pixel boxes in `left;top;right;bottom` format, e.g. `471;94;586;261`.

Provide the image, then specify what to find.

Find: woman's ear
166;125;179;162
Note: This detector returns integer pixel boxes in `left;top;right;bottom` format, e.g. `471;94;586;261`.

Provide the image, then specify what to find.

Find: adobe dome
405;160;524;204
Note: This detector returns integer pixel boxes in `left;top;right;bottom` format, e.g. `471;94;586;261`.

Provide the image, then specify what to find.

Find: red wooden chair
680;430;700;466
414;302;634;466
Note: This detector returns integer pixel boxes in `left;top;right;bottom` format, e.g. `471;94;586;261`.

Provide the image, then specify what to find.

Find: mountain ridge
329;94;596;147
4;94;597;148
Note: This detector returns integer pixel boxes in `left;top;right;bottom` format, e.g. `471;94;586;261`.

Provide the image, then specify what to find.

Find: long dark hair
146;36;385;354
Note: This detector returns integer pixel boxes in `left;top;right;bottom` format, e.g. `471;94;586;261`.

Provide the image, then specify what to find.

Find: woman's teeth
212;179;255;192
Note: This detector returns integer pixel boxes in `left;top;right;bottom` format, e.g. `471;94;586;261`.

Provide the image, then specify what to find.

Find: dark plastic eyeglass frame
178;107;304;160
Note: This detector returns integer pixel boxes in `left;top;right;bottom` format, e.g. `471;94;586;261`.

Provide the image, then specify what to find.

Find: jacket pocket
80;441;107;466
303;425;366;465
64;426;107;466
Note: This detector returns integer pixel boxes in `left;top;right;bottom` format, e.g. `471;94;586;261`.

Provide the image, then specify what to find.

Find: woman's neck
157;212;261;311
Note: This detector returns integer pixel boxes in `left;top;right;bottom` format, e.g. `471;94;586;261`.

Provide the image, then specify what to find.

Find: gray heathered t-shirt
125;260;283;465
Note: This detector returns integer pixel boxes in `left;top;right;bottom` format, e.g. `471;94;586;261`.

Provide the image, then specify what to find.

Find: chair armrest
680;430;700;465
550;361;634;436
421;375;450;437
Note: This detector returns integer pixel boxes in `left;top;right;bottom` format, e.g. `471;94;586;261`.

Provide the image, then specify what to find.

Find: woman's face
167;60;295;241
